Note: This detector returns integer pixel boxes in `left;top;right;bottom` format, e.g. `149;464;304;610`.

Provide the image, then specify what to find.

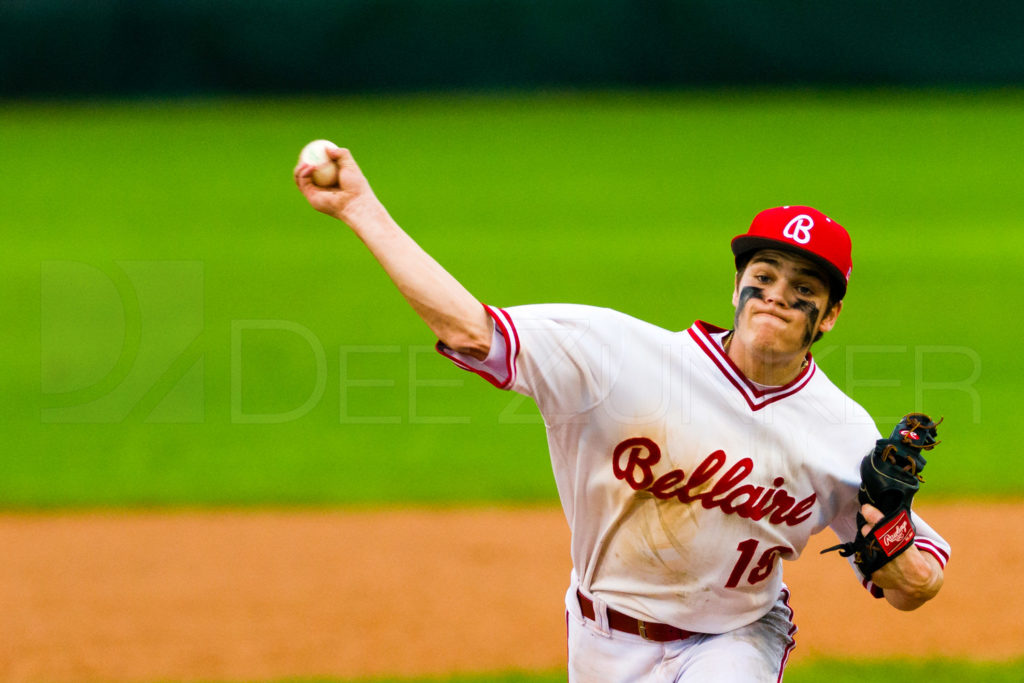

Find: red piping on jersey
776;587;797;682
913;537;950;568
687;321;816;411
495;305;521;384
435;304;519;390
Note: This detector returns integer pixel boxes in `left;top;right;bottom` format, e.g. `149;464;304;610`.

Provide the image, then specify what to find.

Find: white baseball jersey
438;303;951;635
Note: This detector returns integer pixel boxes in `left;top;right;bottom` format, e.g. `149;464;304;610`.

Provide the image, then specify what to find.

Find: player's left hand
860;504;943;610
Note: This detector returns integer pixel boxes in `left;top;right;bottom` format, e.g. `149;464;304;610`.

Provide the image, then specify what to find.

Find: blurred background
3;3;1024;682
4;1;1024;96
2;0;1022;506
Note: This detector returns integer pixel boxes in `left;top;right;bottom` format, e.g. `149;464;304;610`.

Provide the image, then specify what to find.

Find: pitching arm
295;146;492;360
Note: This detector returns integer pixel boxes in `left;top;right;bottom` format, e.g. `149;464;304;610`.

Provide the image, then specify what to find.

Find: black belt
576;590;699;642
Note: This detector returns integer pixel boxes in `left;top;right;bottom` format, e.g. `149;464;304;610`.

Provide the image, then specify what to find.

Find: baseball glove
822;413;942;577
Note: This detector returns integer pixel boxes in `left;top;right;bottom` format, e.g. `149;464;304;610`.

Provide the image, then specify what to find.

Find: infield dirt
0;503;1016;682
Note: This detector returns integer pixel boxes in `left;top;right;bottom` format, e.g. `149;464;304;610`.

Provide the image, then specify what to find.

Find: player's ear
818;300;842;334
731;272;741;307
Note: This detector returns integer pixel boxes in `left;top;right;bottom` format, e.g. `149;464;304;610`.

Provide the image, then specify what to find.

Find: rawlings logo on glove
822;413;942;578
874;510;914;555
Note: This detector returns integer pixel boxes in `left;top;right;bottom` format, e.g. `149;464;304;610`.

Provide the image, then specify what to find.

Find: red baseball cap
731;205;852;300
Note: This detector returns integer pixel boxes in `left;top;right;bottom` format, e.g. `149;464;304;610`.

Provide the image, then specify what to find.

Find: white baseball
299;139;340;187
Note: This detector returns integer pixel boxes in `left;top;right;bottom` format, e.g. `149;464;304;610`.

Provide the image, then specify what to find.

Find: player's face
731;249;841;356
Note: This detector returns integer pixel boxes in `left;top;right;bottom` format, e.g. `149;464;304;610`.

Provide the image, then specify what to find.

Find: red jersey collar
687;320;816;411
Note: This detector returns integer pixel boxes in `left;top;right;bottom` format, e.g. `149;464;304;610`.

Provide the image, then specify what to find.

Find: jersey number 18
725;539;791;588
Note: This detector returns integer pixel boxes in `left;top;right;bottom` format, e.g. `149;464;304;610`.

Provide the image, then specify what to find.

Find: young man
294;147;949;682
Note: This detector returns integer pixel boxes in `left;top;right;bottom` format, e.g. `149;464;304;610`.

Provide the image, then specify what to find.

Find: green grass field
2;90;1021;506
268;658;1024;683
2;89;1022;683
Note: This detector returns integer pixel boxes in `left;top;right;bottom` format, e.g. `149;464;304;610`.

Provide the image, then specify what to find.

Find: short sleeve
437;303;628;422
436;305;519;390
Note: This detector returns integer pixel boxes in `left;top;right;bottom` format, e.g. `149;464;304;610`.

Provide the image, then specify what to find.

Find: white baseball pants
565;584;796;682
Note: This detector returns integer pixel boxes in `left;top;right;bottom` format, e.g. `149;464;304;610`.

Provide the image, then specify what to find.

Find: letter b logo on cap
782;215;814;244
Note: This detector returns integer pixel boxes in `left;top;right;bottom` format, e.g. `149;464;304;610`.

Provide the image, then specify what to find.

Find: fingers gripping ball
822;413;943;577
299;139;340;187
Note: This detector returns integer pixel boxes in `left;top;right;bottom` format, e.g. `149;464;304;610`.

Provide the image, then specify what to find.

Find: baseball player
294;147;950;682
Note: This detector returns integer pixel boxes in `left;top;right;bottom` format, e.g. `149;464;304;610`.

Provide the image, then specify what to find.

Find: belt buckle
637;619;651;641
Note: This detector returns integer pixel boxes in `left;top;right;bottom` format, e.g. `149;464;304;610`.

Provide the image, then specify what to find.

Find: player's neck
723;331;809;386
